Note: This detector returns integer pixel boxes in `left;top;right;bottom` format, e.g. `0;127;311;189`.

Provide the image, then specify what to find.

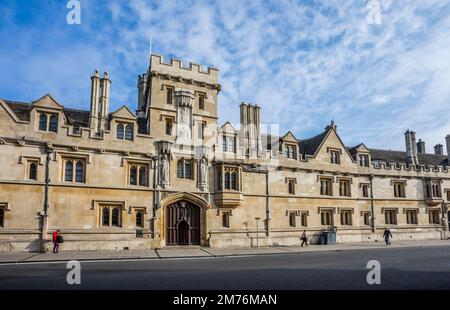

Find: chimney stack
405;130;419;165
446;135;450;163
98;72;111;131
240;102;262;158
434;144;444;155
416;139;426;154
89;70;100;133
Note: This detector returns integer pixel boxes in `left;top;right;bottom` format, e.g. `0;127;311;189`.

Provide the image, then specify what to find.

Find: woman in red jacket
52;230;60;253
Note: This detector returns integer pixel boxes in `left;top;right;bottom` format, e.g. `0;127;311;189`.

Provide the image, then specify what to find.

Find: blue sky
1;0;450;151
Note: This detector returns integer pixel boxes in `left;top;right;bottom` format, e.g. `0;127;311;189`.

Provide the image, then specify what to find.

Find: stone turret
446;135;450;163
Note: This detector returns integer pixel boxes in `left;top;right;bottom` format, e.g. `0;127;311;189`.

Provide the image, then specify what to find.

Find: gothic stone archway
165;200;200;245
158;192;208;246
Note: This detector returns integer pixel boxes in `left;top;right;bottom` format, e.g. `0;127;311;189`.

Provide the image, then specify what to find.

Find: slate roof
3;100;32;121
369;148;448;166
298;129;329;156
3;100;149;134
63;108;90;126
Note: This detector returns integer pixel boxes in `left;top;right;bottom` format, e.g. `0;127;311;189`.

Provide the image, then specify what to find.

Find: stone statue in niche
177;105;192;144
199;157;208;186
159;154;170;187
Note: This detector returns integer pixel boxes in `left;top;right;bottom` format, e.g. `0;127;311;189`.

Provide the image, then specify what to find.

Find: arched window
102;207;109;226
111;207;120;226
117;124;124;139
125;125;133;141
130;166;137;185
39;114;47;131
75;161;84;182
184;160;191;179
177;160;184;178
136;211;144;228
139;166;147;186
231;172;237;190
29;163;37;180
65;161;73;182
224;172;230;190
49;115;58;132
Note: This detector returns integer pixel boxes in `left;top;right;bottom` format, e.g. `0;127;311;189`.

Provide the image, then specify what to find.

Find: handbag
56;235;64;243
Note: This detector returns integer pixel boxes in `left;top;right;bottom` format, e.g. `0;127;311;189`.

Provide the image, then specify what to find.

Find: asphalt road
1;246;450;290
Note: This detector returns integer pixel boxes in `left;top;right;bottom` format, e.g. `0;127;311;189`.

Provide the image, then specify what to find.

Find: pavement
1;244;450;289
0;239;448;264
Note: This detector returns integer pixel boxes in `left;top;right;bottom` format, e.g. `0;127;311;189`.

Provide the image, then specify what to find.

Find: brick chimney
416;139;425;154
405;130;419;165
434;144;444;155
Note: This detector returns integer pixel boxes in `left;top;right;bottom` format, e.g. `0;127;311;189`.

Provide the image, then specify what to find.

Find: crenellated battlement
150;54;219;84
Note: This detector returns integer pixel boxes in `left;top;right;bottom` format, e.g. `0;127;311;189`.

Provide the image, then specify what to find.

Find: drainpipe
265;169;270;237
151;156;158;238
40;145;52;253
369;174;376;233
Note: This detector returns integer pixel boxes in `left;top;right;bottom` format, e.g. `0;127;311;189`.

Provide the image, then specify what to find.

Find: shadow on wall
24;239;42;253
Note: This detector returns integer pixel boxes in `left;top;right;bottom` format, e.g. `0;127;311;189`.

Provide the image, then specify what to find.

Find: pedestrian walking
383;227;392;246
52;229;62;253
301;230;309;247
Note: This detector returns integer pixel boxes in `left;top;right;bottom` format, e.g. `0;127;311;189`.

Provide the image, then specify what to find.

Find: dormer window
284;144;296;159
38;113;58;133
117;123;133;141
359;154;369;167
223;136;236;153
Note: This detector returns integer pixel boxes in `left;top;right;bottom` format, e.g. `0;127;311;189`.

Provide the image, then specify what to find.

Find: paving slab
21;250;159;262
0;253;38;263
204;246;290;256
156;248;211;258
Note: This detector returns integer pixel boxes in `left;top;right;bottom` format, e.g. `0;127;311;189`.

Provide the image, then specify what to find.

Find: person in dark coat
383;227;393;246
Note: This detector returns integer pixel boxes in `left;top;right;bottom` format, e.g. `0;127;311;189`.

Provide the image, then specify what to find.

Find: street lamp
255;217;260;247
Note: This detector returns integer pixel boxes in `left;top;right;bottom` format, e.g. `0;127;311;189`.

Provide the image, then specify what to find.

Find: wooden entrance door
165;201;200;245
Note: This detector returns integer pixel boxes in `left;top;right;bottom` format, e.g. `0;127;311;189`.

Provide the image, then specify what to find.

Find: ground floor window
0;206;4;228
101;205;122;227
136;210;144;228
406;210;418;224
363;212;371;226
289;212;296;227
385;210;397;225
340;210;352;226
429;210;440;224
300;212;308;227
222;212;230;228
321;210;333;226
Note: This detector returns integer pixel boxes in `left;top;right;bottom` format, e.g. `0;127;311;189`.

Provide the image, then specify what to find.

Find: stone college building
1;55;450;252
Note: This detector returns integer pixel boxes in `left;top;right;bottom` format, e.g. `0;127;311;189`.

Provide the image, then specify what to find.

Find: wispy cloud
0;0;449;151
